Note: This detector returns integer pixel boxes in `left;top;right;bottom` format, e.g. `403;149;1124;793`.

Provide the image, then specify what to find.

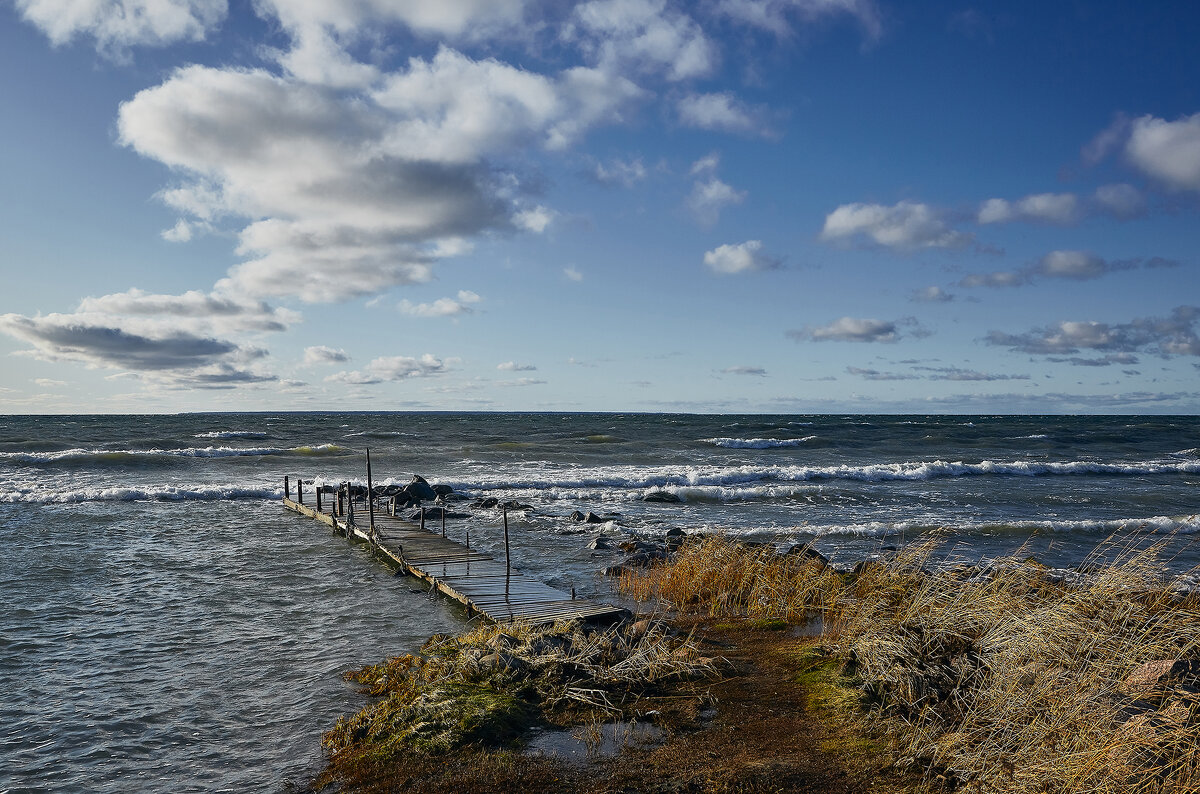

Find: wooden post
337;485;344;517
283;476;290;500
420;506;426;532
348;485;354;525
503;505;510;576
366;449;376;537
316;485;322;512
297;478;303;505
441;509;446;538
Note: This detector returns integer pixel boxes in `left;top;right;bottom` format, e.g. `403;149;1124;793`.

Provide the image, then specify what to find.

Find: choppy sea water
2;413;1198;791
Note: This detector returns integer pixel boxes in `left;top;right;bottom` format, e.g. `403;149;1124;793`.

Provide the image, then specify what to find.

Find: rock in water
643;490;681;503
403;474;438;503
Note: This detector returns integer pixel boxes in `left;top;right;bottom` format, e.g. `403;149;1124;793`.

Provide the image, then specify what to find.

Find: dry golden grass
620;535;1200;794
618;536;844;620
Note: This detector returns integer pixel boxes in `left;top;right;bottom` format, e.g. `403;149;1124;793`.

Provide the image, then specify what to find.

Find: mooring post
297;478;303;505
420;505;426;531
441;509;446;538
283;475;290;500
337;485;343;517
316;485;322;512
365;449;376;538
347;484;355;525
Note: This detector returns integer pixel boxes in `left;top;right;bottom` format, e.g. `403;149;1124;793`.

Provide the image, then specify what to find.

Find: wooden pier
283;477;628;625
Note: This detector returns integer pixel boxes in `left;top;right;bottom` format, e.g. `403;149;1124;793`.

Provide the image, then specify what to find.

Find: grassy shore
313;536;1199;793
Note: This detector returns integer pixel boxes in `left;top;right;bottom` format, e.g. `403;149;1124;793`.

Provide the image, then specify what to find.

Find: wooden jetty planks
283;496;627;625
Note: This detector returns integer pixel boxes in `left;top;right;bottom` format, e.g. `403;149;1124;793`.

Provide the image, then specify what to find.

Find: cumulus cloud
788;316;924;343
714;0;882;40
677;92;767;135
260;0;529;41
703;240;780;274
15;0;227;55
567;0;716;81
959;251;1177;288
325;354;448;384
117;48;642;304
977;192;1079;225
497;361;537;371
398;290;482;318
1125;112;1200;192
820;201;969;250
303;345;349;366
687;178;746;225
985;306;1200;358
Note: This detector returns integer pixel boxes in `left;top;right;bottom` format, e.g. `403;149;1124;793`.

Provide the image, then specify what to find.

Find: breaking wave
703;436;817;449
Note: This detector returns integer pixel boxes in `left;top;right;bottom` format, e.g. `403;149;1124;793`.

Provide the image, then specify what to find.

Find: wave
442;457;1200;494
800;514;1200;538
194;431;270;440
703;436;817;449
0;484;281;504
0;444;345;465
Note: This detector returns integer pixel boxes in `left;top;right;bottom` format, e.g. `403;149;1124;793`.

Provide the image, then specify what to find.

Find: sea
2;412;1198;792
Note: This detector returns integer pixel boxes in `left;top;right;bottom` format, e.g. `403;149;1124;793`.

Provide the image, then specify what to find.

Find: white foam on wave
442;457;1200;494
703;436;817;449
194;431;269;440
0;444;343;464
780;514;1200;539
0;484;282;504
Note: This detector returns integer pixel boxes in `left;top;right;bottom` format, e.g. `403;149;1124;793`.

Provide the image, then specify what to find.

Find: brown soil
314;618;923;794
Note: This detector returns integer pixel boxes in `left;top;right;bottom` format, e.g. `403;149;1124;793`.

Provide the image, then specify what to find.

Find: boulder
473;497;500;508
1122;659;1200;700
402;474;438;503
431;483;454;497
643;490;681;503
587;535;615;550
570;510;606;524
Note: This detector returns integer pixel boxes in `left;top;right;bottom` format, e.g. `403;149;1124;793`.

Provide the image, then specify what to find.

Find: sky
1;0;1198;414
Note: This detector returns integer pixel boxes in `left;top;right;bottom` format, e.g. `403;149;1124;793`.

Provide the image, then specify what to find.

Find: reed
620;535;1200;793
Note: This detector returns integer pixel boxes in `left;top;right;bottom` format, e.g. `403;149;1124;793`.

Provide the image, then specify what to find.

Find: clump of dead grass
621;534;1200;793
618;535;844;620
321;617;717;774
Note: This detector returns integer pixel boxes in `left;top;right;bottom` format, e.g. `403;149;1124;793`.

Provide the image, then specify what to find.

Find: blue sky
1;0;1198;414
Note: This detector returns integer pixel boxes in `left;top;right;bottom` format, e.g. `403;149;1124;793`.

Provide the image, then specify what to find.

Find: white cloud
714;0;882;40
703;240;780;274
720;365;767;376
820;201;969;250
789;316;918;343
593;157;647;187
15;0;226;54
514;205;555;233
677;92;766;135
0;312;274;387
689;152;721;175
259;0;529;41
986;306;1200;357
161;219;194;242
567;0;716;81
497;361;537;371
977;192;1079;225
959;251;1177;288
687;178;746;225
75;288;297;334
33;378;67;387
564;266;584;282
117;48;642;304
325;354;448;384
303;346;349;366
1125;112;1200;192
398;290;482;318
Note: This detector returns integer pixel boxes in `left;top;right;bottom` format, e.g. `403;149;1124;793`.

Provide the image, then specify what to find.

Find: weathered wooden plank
284;495;626;625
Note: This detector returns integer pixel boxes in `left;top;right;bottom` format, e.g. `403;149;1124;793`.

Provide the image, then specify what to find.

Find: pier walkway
283;485;627;625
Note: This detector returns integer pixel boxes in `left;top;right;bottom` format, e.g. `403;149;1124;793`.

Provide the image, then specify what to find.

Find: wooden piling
283;475;290;500
365;449;376;536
